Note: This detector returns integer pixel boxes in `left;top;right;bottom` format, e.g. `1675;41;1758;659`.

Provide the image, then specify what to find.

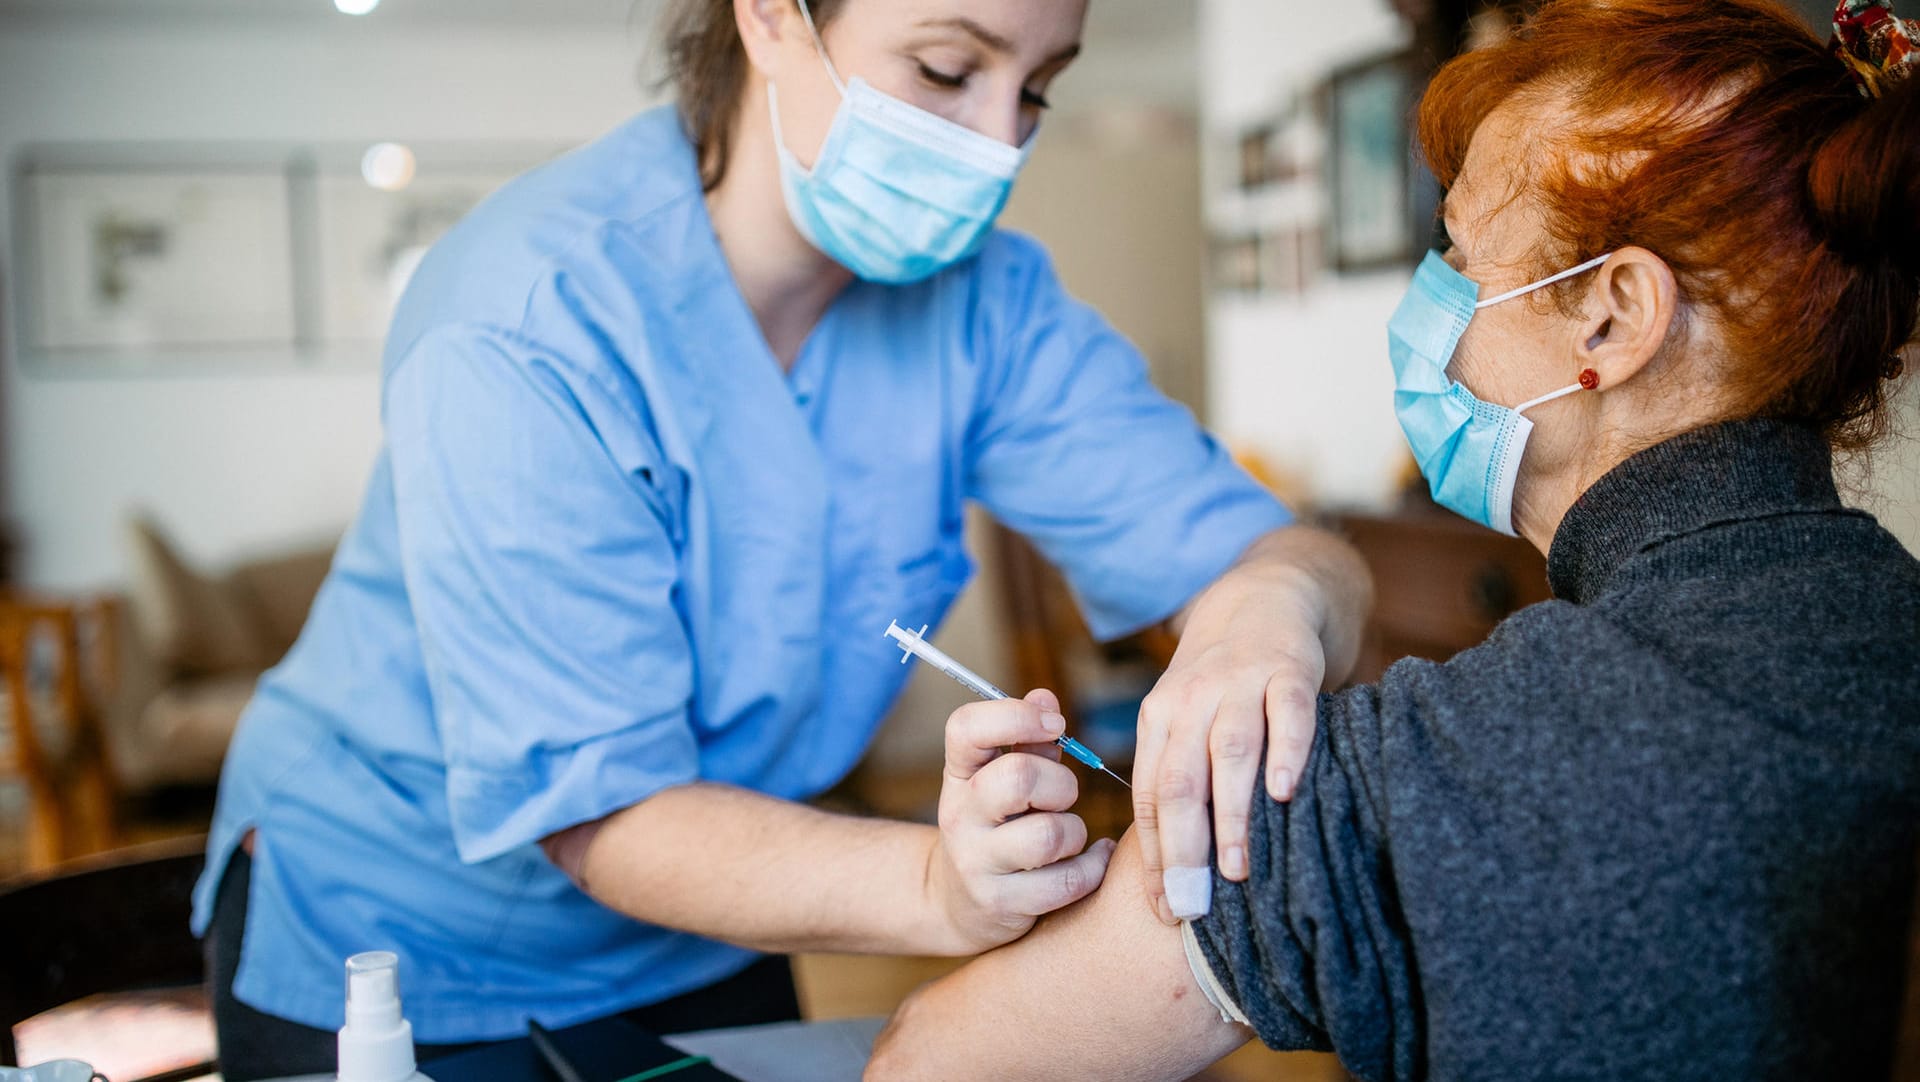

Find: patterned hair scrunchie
1833;0;1919;97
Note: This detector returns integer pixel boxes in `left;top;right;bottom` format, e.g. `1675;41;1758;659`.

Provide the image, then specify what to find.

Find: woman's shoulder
1343;524;1920;757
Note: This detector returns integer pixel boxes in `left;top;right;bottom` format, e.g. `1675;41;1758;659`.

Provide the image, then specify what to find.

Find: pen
528;1018;589;1082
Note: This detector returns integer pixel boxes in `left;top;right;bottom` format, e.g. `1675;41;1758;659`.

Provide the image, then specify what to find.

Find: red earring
1578;368;1601;390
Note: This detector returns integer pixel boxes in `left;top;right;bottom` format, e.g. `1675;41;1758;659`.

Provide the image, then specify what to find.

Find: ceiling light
335;0;380;14
361;143;417;192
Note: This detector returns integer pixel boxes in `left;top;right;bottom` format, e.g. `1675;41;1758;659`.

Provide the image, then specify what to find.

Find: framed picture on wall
10;141;561;373
14;158;300;363
310;158;535;349
1237;125;1277;191
1210;235;1263;294
1259;228;1301;295
1325;50;1419;274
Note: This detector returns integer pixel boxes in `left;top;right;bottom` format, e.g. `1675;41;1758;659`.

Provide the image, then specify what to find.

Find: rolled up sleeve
386;323;699;865
1189;681;1421;1082
964;234;1290;640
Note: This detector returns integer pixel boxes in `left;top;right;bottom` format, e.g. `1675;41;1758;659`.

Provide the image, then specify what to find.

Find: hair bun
1808;76;1920;275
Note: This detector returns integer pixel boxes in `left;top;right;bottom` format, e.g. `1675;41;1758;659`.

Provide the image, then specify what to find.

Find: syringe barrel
885;622;1009;700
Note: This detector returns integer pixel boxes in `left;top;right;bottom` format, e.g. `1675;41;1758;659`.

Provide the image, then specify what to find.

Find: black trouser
206;849;803;1081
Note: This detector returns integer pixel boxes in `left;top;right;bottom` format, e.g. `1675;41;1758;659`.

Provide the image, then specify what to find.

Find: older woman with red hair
865;0;1920;1078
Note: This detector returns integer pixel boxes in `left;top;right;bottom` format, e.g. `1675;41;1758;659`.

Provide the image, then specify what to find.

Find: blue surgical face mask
1389;250;1612;536
767;0;1030;285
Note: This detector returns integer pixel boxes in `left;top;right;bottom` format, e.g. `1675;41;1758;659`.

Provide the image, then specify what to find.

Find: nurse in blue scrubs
193;0;1372;1073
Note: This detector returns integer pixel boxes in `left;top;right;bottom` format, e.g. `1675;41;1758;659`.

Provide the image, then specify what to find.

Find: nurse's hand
926;688;1119;955
1132;526;1372;924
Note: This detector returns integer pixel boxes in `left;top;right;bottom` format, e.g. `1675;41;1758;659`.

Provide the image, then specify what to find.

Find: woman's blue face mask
767;0;1032;285
1388;250;1611;536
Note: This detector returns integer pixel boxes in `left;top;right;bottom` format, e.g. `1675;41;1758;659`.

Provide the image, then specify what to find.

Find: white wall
1847;374;1920;547
1197;0;1920;552
0;14;658;588
1199;0;1413;511
1001;113;1206;412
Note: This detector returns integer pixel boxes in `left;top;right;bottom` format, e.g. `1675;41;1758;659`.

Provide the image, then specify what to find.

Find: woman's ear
1575;246;1678;389
735;0;804;77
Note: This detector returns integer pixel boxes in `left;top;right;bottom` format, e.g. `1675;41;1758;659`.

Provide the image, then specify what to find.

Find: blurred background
0;0;1912;1078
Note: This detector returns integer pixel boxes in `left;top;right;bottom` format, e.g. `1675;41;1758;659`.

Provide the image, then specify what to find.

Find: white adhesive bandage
1163;866;1213;920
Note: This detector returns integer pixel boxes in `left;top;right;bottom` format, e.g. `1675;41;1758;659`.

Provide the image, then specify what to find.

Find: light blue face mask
767;0;1030;285
1389;249;1611;536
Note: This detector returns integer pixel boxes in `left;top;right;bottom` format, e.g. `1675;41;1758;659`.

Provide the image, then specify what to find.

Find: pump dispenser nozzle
338;952;431;1082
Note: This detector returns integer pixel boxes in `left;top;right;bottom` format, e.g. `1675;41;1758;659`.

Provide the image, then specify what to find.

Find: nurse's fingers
1263;656;1323;802
1154;704;1218;921
1008;740;1065;762
1009;687;1065;763
1006;836;1121;913
1131;695;1175;923
969;752;1080;823
1207;692;1268;884
1135;678;1224;925
945;690;1066;782
1000;836;1118;917
982;810;1088;874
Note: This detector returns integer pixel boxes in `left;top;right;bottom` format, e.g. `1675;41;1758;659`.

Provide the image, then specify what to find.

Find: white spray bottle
337;951;434;1082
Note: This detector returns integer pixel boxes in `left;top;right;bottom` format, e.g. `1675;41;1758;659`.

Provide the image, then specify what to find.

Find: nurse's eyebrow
919;16;1083;64
921;16;1014;52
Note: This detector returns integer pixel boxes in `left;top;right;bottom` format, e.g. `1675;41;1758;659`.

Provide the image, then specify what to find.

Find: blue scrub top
191;107;1290;1042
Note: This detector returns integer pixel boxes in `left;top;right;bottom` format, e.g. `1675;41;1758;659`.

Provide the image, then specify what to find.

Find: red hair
1418;0;1920;450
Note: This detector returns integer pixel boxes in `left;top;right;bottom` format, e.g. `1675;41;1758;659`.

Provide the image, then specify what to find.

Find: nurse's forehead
882;0;1085;61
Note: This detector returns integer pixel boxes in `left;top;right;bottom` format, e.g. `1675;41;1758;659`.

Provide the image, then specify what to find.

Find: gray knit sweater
1192;418;1920;1081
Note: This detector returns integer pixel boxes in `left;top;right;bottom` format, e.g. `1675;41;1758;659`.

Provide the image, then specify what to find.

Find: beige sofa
106;516;334;792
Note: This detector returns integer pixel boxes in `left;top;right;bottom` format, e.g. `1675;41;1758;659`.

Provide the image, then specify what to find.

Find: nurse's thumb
1023;687;1062;714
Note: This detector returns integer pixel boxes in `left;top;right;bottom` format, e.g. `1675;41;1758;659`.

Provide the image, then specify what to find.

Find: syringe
885;620;1131;789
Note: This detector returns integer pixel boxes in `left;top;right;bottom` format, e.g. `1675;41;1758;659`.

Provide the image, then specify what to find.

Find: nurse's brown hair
662;0;848;191
1418;0;1920;451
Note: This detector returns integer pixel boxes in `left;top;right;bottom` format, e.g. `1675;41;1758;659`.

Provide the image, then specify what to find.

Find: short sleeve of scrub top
965;235;1291;639
385;323;700;865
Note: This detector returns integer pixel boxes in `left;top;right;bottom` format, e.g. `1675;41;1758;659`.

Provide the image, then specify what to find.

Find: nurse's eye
917;62;969;90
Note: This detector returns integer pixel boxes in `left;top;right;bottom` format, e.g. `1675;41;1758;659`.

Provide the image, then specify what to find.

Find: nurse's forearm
555;781;956;956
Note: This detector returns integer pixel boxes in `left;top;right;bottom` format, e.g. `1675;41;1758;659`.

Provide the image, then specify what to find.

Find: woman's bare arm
865;827;1253;1081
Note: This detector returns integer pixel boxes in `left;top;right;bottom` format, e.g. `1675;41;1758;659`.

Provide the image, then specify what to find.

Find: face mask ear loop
794;0;848;95
1514;381;1586;415
1475;253;1613;310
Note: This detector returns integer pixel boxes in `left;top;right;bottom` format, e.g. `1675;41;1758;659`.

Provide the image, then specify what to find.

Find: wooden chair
0;595;123;871
988;524;1179;707
0;834;211;1081
1896;852;1920;1082
986;523;1176;833
988;506;1549;712
1325;510;1551;683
